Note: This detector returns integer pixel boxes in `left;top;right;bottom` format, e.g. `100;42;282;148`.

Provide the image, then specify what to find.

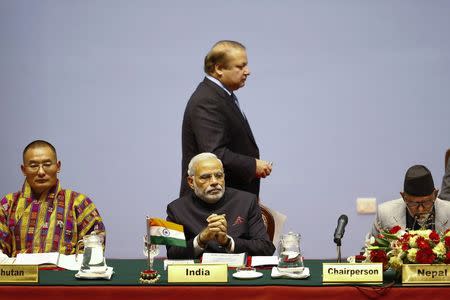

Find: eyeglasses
197;172;224;182
25;162;56;172
404;199;435;209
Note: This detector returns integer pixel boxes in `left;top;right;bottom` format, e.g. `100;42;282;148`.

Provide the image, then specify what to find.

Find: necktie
231;93;246;120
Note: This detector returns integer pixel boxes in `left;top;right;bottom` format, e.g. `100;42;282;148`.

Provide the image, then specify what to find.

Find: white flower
409;229;432;238
407;248;418;263
397;229;407;237
409;236;419;248
389;256;403;271
433;242;446;256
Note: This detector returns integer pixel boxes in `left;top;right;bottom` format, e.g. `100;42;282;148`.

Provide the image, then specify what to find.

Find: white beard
194;182;225;204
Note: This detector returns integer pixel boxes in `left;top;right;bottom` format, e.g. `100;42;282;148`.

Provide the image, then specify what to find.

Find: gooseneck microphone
333;214;348;246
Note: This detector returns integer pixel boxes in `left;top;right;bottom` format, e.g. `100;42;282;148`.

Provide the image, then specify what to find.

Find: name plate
402;264;450;284
322;263;383;283
168;264;228;283
0;265;38;283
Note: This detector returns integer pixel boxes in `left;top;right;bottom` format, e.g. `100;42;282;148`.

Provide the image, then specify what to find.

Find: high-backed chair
258;202;275;242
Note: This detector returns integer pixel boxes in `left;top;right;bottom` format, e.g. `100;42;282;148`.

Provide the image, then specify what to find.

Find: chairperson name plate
402;264;450;284
168;264;228;283
322;263;383;283
0;265;38;283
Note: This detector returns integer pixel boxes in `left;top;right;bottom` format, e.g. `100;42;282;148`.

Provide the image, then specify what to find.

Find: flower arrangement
363;226;450;271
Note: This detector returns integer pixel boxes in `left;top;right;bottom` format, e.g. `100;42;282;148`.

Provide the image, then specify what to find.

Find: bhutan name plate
402;264;450;284
168;264;228;283
322;263;383;283
0;265;38;283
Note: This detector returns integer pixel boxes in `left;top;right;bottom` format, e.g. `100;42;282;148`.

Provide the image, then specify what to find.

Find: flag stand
139;216;160;284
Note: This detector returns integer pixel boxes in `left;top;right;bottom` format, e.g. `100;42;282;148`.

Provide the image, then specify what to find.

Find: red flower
370;250;387;263
445;252;450;264
444;236;450;248
416;248;436;264
400;233;411;243
370;250;388;270
402;243;409;251
389;226;402;234
416;237;431;250
355;255;366;262
429;231;440;244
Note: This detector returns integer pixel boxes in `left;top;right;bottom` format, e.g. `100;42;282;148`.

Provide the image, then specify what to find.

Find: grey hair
187;152;222;176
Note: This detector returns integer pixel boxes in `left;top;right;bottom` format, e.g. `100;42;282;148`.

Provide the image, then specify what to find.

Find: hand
216;231;230;246
207;214;228;245
256;159;273;178
198;214;227;246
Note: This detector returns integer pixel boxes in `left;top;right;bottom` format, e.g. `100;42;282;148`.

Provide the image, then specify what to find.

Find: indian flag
148;218;187;247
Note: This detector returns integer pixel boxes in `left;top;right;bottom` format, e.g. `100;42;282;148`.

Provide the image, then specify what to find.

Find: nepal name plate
402;264;450;284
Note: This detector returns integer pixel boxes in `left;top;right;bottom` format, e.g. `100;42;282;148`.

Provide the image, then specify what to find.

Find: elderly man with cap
370;165;450;237
166;152;275;259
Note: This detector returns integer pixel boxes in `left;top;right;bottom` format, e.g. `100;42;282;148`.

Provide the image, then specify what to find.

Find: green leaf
375;237;390;247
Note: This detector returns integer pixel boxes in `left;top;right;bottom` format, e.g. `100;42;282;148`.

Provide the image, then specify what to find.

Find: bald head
204;40;246;76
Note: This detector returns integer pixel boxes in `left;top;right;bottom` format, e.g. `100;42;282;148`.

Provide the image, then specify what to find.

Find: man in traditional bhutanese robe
0;140;105;257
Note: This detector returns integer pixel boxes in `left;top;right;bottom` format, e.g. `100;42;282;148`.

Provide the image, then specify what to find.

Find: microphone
333;214;348;246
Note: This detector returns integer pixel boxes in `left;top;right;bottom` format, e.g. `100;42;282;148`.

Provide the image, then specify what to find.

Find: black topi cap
403;165;435;196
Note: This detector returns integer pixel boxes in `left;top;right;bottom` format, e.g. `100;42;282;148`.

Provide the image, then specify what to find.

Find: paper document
2;252;83;271
0;256;16;265
201;252;246;267
251;256;279;267
163;259;194;270
57;254;83;271
14;252;59;266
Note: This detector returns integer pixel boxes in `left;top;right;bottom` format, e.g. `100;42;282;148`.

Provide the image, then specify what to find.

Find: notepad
201;252;246;267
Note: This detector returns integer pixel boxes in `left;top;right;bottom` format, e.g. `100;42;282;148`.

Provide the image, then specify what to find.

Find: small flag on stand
148;218;187;247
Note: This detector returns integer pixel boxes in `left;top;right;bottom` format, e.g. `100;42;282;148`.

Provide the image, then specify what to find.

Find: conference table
1;259;450;300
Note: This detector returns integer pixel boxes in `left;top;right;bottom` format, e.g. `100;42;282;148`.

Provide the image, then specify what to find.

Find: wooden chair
259;203;275;242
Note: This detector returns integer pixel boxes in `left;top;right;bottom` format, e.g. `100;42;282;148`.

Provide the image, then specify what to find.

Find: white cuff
225;235;235;253
193;234;205;256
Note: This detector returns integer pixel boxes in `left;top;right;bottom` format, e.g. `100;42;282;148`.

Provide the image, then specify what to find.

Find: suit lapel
203;78;258;147
384;200;407;230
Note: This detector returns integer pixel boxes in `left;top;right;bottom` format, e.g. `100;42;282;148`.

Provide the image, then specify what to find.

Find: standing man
180;40;272;197
440;159;450;200
0;140;105;257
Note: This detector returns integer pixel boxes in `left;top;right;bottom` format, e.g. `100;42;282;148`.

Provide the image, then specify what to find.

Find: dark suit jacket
441;160;450;201
166;188;275;259
180;77;260;197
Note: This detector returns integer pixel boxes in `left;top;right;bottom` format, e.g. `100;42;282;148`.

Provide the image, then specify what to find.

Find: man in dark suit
167;153;275;259
440;159;450;200
180;40;272;197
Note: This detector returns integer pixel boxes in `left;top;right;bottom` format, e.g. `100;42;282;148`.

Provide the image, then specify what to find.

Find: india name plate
168;264;228;283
